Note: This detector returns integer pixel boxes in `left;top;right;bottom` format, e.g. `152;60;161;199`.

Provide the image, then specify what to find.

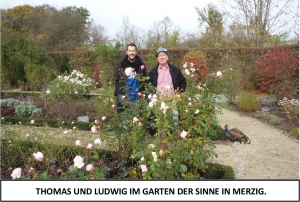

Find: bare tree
218;0;298;46
160;16;173;45
86;19;109;47
144;16;177;48
180;32;202;48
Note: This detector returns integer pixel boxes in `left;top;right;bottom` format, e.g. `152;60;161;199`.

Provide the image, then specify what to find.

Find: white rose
180;130;188;138
87;143;93;149
33;152;44;161
133;117;138;123
125;67;133;76
91;125;97;133
94;138;102;145
73;156;84;169
11;168;22;179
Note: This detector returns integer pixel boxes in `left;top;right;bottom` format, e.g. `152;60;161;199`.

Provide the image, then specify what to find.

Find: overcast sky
1;0;299;39
1;0;212;38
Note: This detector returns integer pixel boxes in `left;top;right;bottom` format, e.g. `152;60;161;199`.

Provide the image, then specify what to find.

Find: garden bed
226;103;299;138
1;139;235;180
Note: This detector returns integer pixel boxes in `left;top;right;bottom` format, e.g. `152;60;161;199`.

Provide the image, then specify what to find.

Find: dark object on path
225;125;251;144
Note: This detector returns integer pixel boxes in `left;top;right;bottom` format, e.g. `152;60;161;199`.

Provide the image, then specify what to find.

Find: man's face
126;46;137;61
156;52;168;65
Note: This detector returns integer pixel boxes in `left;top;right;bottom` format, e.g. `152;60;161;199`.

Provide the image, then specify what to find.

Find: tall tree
195;4;224;46
86;19;109;47
195;4;224;34
44;6;91;51
219;0;298;47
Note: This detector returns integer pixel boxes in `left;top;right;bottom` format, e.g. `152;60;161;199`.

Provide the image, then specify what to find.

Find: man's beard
128;55;135;62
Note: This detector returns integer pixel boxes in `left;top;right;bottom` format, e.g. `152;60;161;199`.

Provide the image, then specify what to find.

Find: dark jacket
114;55;147;96
148;62;187;93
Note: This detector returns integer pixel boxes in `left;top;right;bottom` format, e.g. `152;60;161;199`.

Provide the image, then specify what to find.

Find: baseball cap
155;47;169;57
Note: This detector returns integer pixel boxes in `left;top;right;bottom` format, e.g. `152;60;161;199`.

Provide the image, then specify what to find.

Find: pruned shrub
1;116;92;130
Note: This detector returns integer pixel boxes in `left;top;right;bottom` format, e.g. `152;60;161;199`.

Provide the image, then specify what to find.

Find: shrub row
1;116;92;131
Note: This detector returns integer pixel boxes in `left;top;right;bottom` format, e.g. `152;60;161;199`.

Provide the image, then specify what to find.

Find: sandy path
212;108;299;179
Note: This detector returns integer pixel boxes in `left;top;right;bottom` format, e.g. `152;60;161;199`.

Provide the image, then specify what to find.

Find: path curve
212;108;299;179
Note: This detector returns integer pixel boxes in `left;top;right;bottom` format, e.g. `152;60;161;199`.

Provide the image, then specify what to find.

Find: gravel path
212;108;299;179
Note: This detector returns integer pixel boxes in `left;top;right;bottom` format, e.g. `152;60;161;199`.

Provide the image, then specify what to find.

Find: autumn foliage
254;47;299;99
182;50;209;83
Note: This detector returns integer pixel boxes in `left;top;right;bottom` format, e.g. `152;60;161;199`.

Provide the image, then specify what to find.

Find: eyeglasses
157;53;167;57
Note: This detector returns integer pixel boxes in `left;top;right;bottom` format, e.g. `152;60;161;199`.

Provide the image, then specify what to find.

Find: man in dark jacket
114;43;147;113
148;47;186;98
148;47;187;135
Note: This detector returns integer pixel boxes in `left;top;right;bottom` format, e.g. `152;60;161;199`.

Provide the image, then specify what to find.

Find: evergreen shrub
60;55;70;74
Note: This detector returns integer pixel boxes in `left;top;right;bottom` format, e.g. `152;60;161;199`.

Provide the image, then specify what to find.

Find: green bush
146;45;159;68
238;92;257;112
14;60;27;86
198;163;235;179
289;128;299;139
1;138;112;179
92;44;121;87
1;116;92;131
60;55;70;74
256;96;277;107
46;70;95;101
210;124;227;141
14;101;39;117
0;98;20;110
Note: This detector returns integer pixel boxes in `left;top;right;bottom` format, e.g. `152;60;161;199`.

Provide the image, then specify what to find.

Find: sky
1;0;213;38
1;0;299;39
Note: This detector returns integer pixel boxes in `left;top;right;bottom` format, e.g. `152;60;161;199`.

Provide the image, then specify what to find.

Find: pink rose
86;164;94;172
140;164;148;172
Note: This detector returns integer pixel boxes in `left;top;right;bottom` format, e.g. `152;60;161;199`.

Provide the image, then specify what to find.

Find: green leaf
69;165;78;173
180;164;187;173
40;171;49;179
78;170;85;177
91;154;98;160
